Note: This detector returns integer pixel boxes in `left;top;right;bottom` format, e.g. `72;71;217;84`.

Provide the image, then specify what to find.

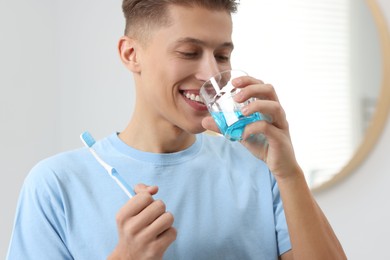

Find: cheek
169;59;200;80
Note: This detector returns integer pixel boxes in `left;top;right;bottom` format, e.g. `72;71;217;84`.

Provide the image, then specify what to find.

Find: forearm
276;167;347;260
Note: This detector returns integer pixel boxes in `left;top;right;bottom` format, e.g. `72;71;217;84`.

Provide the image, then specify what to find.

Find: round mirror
231;0;390;191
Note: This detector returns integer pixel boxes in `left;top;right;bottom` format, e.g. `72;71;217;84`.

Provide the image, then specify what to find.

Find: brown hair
122;0;239;42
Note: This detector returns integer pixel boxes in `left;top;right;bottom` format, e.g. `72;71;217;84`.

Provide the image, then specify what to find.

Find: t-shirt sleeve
7;162;73;260
271;174;292;256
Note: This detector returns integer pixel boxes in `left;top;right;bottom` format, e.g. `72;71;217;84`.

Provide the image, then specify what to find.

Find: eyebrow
175;37;234;50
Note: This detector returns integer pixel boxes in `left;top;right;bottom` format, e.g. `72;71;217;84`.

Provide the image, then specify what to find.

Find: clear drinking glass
200;69;269;142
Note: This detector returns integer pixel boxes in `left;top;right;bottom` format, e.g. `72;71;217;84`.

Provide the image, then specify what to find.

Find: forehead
151;5;233;48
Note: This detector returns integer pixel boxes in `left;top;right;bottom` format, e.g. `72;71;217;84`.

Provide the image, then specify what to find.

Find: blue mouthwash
211;111;264;141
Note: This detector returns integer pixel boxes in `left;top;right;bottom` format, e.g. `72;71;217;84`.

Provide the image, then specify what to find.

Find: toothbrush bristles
80;131;96;148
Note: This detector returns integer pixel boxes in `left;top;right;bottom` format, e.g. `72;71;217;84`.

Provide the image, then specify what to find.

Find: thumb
134;183;159;195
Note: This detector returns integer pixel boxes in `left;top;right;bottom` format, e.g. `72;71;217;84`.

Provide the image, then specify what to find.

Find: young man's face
135;5;234;134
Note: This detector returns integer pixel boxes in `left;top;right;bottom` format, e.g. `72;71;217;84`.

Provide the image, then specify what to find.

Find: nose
195;53;221;83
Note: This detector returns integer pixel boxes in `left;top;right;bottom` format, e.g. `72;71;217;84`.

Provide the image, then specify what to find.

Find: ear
118;36;141;73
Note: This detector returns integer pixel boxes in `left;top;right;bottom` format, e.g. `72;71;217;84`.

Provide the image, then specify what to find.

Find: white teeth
184;92;204;104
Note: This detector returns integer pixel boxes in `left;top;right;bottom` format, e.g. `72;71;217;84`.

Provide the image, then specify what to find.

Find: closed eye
178;51;199;59
216;55;230;62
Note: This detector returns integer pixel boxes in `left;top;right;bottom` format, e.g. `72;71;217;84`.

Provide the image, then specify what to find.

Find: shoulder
29;147;89;176
23;147;89;191
23;134;115;194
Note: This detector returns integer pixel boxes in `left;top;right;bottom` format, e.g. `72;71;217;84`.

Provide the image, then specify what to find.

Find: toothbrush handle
111;169;136;198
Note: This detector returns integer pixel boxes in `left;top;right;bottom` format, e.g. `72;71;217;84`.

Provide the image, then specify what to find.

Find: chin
184;124;207;135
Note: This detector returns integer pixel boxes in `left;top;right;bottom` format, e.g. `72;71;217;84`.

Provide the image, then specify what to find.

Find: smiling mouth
182;90;205;104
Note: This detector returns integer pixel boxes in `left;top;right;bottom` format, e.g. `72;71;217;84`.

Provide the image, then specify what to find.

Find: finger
232;76;264;86
201;116;220;133
145;211;175;239
234;81;280;103
116;192;154;227
153;227;177;253
132;200;167;232
241;100;288;129
241;119;290;147
134;183;159;195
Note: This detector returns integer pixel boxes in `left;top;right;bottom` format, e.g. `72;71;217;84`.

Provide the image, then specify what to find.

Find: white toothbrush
80;131;135;198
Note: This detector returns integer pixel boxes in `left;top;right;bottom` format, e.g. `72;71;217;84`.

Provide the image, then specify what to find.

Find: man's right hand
108;184;177;260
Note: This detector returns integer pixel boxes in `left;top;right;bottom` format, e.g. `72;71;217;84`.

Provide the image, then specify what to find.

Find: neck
119;114;196;154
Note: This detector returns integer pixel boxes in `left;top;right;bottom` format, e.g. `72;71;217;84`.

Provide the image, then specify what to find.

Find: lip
180;90;208;112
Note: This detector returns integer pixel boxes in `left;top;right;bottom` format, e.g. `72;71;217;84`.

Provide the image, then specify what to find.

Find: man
8;0;347;259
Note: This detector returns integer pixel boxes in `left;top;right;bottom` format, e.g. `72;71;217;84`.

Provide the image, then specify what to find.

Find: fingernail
147;186;156;191
241;106;249;115
232;78;242;86
234;91;244;101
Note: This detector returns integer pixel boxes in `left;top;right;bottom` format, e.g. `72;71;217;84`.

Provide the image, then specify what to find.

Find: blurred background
1;0;389;259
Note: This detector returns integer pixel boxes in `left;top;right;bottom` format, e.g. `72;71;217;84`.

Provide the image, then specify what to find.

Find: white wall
1;0;389;259
314;0;390;258
0;0;133;257
0;0;59;256
316;0;390;258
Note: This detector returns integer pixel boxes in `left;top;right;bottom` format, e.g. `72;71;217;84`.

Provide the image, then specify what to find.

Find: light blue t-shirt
7;133;291;259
